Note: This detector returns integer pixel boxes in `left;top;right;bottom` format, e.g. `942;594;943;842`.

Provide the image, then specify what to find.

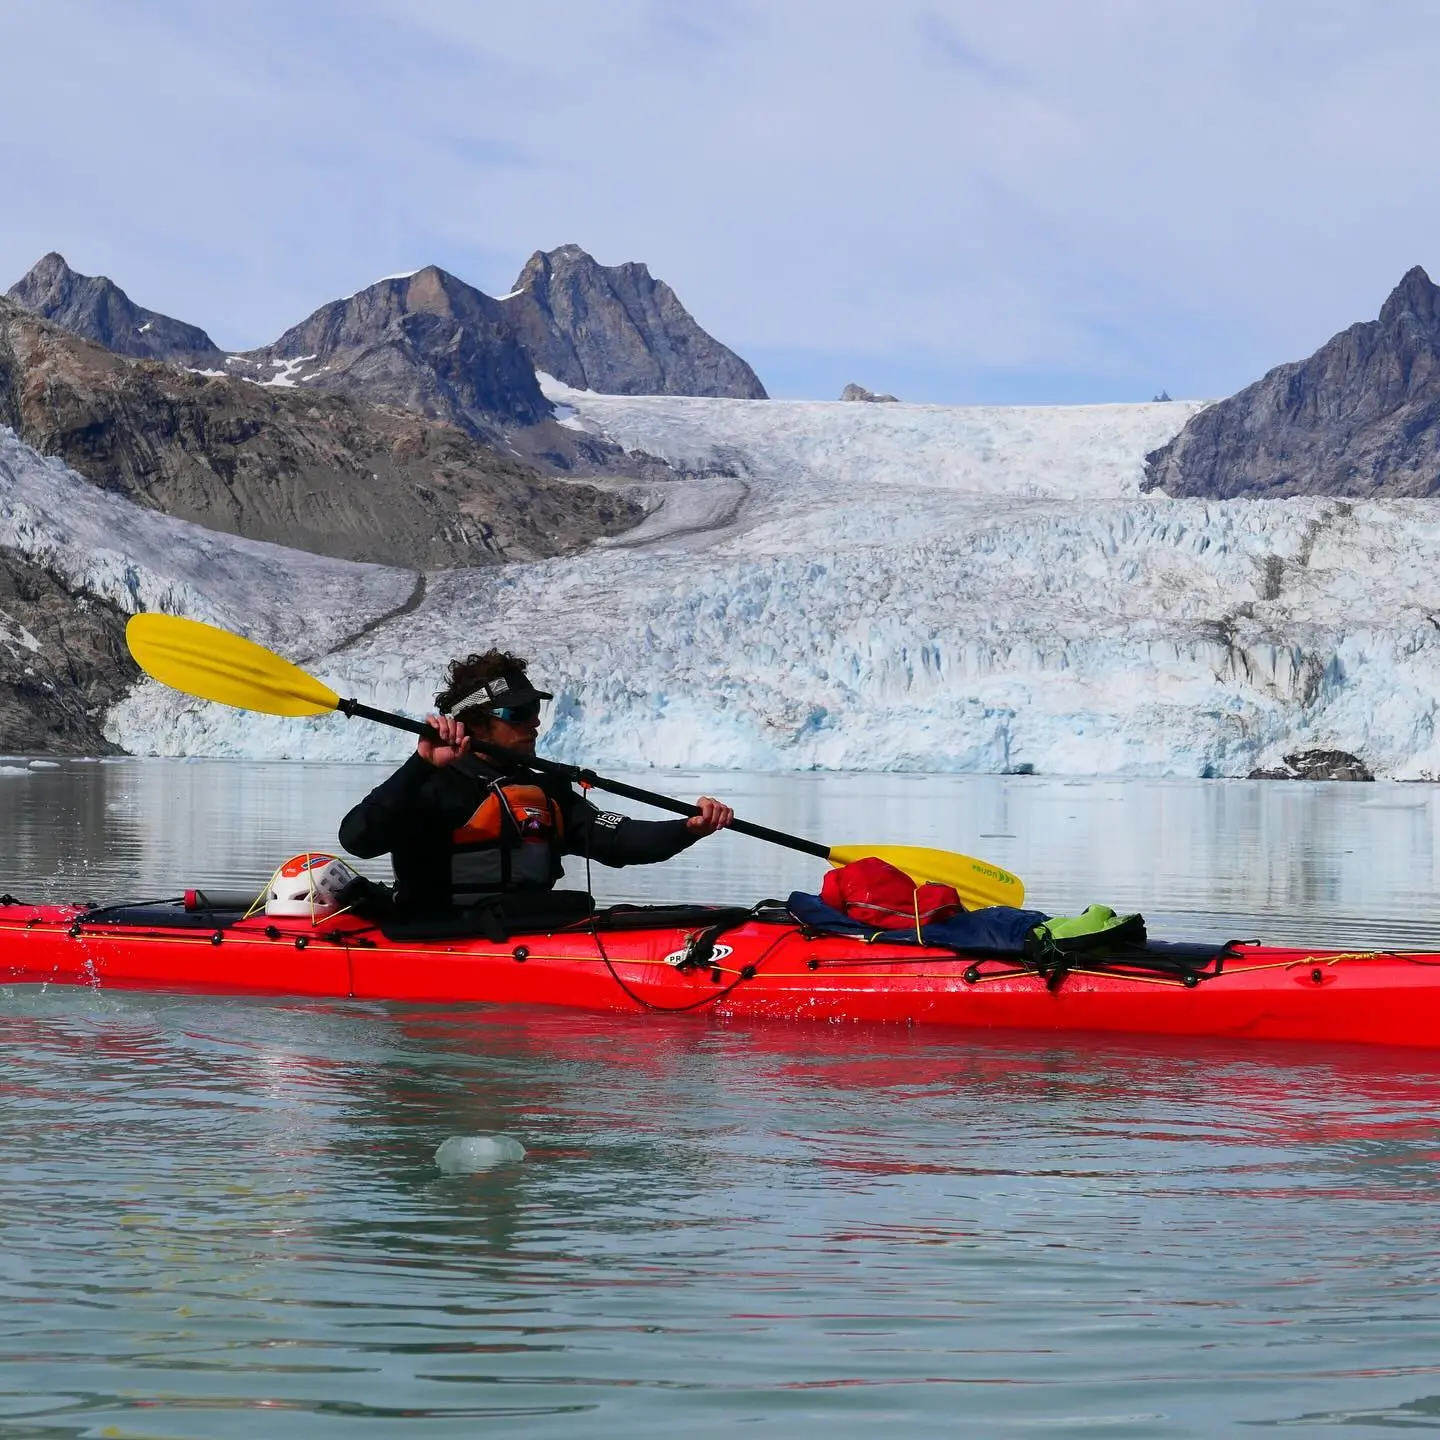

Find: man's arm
339;754;458;858
562;792;731;867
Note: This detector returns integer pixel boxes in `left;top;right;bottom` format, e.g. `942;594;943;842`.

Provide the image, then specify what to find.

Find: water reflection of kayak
5;893;1440;1049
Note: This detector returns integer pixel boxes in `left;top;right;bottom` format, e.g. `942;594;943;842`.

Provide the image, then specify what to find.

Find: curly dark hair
434;650;532;716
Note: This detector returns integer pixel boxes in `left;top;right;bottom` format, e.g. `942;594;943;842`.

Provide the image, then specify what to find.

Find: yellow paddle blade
125;614;341;718
828;844;1026;911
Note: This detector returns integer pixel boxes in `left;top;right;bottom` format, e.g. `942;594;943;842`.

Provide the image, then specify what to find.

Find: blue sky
1;0;1437;404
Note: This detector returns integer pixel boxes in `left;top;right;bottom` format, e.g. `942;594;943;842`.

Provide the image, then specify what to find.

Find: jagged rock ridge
7;253;225;368
501;244;767;399
1145;266;1440;498
841;383;898;402
5;249;769;481
227;264;675;475
0;298;641;569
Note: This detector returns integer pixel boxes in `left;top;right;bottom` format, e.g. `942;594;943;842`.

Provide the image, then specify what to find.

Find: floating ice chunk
0;765;29;776
27;759;59;769
435;1134;526;1172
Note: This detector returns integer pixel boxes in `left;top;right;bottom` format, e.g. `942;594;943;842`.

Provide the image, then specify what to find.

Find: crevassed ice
9;378;1440;778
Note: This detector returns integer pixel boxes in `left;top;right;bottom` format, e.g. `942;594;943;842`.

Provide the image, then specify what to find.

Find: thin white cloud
0;0;1436;401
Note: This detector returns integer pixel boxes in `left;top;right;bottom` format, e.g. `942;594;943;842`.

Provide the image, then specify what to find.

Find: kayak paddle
125;614;1026;909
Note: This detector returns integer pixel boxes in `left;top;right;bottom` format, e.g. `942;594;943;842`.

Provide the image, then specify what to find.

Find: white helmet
265;852;358;920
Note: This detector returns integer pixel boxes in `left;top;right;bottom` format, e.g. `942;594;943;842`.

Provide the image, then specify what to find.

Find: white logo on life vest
662;943;733;968
515;805;551;836
595;812;625;829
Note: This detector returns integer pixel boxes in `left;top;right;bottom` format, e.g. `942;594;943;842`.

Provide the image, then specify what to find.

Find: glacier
0;428;414;659
7;381;1440;778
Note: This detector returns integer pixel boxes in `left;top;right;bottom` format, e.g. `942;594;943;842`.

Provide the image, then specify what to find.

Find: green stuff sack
1026;904;1146;957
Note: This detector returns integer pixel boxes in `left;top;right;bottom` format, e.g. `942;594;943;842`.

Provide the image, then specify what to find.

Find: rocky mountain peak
1378;264;1439;330
19;251;74;293
7;252;223;366
512;243;612;294
501;243;767;399
235;264;550;435
1144;263;1440;499
841;383;899;403
269;264;503;353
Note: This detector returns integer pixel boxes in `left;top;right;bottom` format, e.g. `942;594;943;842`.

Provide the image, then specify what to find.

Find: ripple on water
2;995;1440;1434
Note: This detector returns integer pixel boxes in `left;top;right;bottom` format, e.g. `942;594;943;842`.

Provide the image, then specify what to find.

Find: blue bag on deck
787;891;1050;954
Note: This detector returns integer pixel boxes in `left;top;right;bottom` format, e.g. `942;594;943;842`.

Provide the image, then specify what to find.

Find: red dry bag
820;856;964;930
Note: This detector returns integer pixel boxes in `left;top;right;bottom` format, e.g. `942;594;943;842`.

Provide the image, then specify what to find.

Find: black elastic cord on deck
578;824;783;1014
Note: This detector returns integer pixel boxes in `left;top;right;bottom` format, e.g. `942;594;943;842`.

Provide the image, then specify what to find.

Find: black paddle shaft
337;697;830;861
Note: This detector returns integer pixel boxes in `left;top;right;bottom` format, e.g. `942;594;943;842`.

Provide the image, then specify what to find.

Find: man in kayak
338;650;733;918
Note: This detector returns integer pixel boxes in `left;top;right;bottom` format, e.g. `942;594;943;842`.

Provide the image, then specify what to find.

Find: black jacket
338;753;698;917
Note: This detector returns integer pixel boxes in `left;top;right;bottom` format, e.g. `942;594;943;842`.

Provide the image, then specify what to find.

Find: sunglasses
485;701;542;725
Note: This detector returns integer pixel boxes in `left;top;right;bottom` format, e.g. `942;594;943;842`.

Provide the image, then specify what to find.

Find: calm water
5;760;1440;1436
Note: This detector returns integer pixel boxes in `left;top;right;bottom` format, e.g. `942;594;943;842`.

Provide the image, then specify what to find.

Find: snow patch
264;355;317;388
343;270;422;299
0;610;41;654
537;371;590;397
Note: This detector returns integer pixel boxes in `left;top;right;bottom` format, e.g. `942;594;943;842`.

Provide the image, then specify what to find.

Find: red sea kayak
5;894;1440;1048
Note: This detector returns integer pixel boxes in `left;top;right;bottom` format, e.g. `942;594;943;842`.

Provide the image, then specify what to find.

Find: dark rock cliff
7;252;225;369
1247;748;1374;781
1145;266;1440;498
0;551;135;754
500;244;767;398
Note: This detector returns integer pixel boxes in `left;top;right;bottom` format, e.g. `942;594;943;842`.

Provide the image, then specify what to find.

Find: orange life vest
450;783;566;896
